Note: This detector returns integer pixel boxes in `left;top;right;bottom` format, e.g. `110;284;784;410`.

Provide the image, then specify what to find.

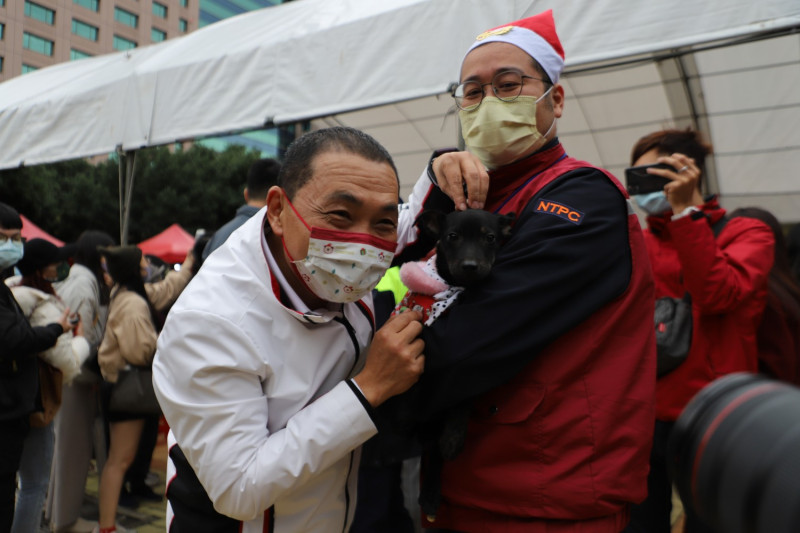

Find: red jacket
643;199;774;420
423;144;656;532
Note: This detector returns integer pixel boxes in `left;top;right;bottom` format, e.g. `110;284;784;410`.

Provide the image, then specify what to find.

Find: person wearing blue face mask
625;129;776;533
0;202;75;532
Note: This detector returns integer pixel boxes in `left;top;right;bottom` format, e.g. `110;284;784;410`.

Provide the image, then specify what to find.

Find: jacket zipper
333;313;361;532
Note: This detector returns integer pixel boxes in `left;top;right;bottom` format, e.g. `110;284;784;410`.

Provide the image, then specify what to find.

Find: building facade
198;0;280;28
0;0;199;81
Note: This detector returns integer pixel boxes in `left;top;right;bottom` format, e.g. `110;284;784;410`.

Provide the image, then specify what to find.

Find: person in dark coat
0;202;74;531
202;158;281;260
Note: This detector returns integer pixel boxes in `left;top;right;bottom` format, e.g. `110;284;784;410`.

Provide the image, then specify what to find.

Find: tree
0;144;264;244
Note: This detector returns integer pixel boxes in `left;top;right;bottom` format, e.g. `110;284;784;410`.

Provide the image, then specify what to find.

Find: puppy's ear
498;213;515;240
417;210;446;241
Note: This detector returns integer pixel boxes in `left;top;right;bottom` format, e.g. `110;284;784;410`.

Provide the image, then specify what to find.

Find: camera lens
668;373;800;533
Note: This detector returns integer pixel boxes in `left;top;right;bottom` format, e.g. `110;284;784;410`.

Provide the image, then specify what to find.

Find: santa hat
465;10;565;84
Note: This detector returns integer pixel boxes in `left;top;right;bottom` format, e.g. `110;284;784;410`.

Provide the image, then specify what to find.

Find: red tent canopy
138;224;194;264
21;215;65;246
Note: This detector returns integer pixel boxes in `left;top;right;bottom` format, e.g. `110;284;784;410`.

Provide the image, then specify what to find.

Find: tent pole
118;150;124;242
119;150;138;245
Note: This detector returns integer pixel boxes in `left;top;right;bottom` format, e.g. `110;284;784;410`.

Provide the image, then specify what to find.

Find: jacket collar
484;139;565;213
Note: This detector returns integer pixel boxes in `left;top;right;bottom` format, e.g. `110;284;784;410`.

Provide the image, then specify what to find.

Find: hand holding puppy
353;310;425;407
432;152;489;211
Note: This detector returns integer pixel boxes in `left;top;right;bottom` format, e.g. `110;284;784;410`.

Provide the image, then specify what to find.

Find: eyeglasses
0;232;24;244
452;70;548;111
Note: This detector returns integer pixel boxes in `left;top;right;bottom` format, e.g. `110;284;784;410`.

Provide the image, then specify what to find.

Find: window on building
114;7;138;28
0;57;3;73
152;2;167;18
0;23;4;40
151;27;166;42
25;1;56;25
23;32;54;56
180;0;187;7
73;0;99;12
72;19;98;41
113;34;136;50
70;48;92;60
179;18;187;32
0;0;5;7
22;64;39;74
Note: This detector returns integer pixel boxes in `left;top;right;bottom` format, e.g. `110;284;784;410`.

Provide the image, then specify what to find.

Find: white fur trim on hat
465;25;564;84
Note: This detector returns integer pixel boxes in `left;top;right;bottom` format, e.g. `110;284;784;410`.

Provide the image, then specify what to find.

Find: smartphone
68;302;85;325
624;163;674;195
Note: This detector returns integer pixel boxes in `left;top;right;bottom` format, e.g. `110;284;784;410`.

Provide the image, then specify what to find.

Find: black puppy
414;208;514;520
419;208;515;288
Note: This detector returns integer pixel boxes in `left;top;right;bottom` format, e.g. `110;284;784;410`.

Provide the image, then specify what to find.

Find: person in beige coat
95;245;159;533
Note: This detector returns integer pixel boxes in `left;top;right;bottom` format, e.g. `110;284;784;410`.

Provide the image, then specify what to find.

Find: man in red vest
395;10;657;532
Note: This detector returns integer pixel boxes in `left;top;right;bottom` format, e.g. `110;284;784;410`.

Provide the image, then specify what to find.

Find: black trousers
0;417;29;533
625;420;716;533
350;462;414;533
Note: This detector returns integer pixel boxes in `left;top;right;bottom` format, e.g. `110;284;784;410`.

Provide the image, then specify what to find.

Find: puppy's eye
447;232;459;241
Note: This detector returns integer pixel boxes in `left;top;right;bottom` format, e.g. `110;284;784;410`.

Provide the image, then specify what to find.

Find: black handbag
655;294;693;376
653;214;729;377
108;365;161;415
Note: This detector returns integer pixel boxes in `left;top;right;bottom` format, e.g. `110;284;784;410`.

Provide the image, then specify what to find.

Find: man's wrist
346;379;379;421
426;148;459;187
351;375;383;407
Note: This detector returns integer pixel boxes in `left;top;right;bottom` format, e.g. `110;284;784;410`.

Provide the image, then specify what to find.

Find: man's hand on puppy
353;310;425;407
433;152;489;211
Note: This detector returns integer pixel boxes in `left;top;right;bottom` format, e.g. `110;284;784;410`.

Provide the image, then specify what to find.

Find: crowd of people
1;210;196;533
3;8;800;533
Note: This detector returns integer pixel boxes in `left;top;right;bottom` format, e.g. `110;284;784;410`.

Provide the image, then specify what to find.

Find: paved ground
37;432;687;533
39;434;169;533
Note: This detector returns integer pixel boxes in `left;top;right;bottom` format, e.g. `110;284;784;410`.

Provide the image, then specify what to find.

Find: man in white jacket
153;127;428;533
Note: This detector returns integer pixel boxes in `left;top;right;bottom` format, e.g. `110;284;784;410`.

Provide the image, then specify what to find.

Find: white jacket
153;174;432;533
54;263;109;355
7;280;91;383
155;214;372;532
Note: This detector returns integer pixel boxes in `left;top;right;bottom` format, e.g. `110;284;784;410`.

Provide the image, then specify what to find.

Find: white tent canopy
1;0;799;221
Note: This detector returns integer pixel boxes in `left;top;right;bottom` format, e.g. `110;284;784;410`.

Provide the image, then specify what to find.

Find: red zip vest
430;148;657;532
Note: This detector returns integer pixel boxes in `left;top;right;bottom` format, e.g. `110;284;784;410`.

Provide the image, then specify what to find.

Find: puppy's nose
460;260;478;271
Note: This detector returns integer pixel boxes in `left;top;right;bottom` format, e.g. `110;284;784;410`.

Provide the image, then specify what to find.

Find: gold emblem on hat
476;26;513;41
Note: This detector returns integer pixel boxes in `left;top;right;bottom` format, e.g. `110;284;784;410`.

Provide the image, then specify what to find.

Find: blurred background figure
8;239;90;533
202;158;281;260
625;129;775;533
121;249;196;508
95;246;159;533
48;230;115;533
730;207;800;386
788;223;800;284
0;202;75;532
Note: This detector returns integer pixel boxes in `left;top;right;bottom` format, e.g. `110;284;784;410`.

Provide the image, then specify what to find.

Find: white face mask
0;240;24;271
282;195;396;304
634;192;673;215
458;88;555;169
